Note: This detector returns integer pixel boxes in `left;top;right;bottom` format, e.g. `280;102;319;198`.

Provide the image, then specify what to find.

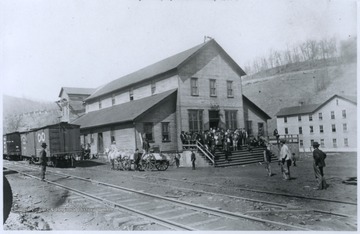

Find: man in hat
279;139;291;180
312;142;328;190
39;142;47;181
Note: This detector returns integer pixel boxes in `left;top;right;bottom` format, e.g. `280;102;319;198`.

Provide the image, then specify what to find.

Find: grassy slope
242;63;357;133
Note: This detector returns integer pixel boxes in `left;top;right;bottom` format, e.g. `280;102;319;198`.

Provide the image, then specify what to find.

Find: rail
195;141;215;166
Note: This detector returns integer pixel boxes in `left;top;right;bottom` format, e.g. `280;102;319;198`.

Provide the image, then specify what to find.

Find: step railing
195;141;215;166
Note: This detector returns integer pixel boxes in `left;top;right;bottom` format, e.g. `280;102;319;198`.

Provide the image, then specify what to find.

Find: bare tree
4;114;24;133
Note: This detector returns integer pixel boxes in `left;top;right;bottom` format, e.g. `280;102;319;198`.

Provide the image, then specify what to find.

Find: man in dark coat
39;142;47;181
133;148;141;171
191;151;196;170
312;142;328;190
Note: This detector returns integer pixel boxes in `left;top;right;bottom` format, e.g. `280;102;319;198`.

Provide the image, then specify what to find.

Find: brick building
72;39;270;155
276;95;357;152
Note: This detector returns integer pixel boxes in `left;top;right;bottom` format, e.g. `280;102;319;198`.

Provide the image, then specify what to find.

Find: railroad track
4;161;313;231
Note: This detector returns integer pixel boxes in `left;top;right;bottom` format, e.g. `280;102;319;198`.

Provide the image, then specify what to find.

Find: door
208;110;220;129
97;133;104;154
258;122;264;136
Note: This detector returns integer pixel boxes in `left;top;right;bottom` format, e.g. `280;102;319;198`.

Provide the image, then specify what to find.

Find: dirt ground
3;151;357;231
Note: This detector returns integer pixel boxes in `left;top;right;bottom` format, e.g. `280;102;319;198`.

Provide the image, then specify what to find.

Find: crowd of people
180;128;266;158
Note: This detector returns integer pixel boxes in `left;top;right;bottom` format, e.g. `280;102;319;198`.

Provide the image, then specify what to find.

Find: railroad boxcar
33;122;81;167
20;130;37;161
3;132;22;160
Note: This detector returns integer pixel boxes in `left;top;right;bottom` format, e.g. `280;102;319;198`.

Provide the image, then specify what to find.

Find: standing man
279;139;291;180
191;151;196;170
263;142;272;177
133;148;141;171
39;142;47;181
312;142;328;190
174;150;181;168
274;129;280;145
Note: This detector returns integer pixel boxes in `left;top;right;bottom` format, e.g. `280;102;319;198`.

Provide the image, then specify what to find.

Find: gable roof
59;87;96;97
242;95;271;119
276;94;357;117
86;39;246;102
72;89;177;129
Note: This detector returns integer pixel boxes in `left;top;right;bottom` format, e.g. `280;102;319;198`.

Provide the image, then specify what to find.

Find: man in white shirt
279;139;292;180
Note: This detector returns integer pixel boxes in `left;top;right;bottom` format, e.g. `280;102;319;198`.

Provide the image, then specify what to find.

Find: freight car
20;129;37;161
28;122;81;167
3;132;22;160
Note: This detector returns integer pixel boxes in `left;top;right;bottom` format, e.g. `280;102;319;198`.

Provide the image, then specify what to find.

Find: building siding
277;97;357;152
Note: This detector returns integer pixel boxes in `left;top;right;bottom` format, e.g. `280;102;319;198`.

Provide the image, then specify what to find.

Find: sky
1;0;357;102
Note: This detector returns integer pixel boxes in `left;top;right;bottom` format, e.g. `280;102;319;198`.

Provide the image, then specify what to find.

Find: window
342;110;346;119
225;110;237;130
284;117;287;123
319;125;324;133
209;79;217;97
99;99;102;109
161;122;170;142
333;138;337;148
285;128;288;134
188;110;203;132
298;115;302;121
112;94;116;105
191;78;199;96
320;139;325;147
332;124;336;132
151;81;156;95
143;123;154;141
110;128;115;143
299;140;303;146
129;88;134;101
331;111;335;119
227;81;234;97
310;139;314;147
344;138;349;147
309;115;313;121
246;120;252;135
318;112;322;120
343;123;347;132
299;127;302;134
336;99;339;105
310;126;313;133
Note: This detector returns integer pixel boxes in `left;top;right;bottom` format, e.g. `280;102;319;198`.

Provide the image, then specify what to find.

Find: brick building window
225;110;237;130
299;127;302;134
342;110;346;119
143;123;154;141
318;112;322;120
191;78;199;96
343;123;347;132
344;138;349;147
129;88;134;101
309;114;313;121
319;125;324;133
332;124;336;132
284;117;287;123
188;110;203;132
333;138;337;147
298;115;301;121
99;99;102;109
227;81;234;97
331;111;335;119
112;94;116;105
320;139;324;147
310;139;314;147
209;79;217;97
151;81;156;95
285;127;288;134
162;122;170;142
310;126;313;133
299;140;303;146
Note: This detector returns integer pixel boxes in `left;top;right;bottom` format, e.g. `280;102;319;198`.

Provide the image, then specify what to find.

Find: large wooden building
72;39;270;155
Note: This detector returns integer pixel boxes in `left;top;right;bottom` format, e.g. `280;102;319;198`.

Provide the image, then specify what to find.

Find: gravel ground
3;151;357;231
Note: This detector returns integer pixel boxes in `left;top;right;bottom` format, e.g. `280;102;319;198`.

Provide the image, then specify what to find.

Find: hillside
2;95;60;133
242;62;357;133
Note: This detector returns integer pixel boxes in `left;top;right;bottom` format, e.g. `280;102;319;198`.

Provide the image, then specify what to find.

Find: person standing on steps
39;142;47;181
191;150;196;170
